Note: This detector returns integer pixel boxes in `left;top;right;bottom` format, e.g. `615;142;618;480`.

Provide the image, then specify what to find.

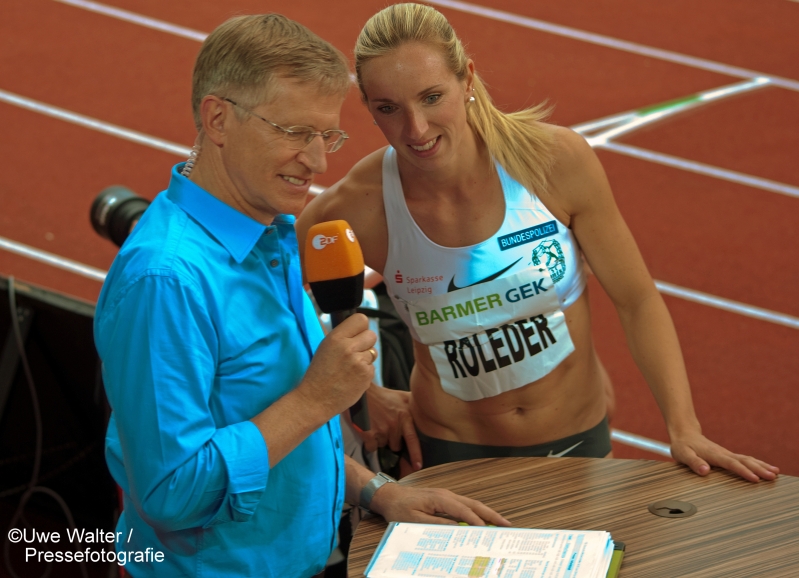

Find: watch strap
360;472;397;513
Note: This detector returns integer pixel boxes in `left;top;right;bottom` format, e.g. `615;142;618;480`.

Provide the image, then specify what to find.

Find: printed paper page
366;524;613;578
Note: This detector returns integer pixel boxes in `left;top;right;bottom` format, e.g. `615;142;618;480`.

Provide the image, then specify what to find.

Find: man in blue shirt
95;14;508;578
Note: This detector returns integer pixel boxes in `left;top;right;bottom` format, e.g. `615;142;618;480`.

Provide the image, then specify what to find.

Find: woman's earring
373;119;378;125
468;96;476;103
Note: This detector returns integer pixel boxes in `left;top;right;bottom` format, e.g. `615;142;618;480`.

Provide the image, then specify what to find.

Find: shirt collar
167;163;295;263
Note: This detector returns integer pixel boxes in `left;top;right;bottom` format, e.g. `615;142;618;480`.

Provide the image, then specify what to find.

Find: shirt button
335;440;341;449
269;259;279;268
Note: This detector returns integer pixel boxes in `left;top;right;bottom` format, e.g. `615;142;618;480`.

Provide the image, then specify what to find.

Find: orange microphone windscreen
304;220;365;313
304;220;364;282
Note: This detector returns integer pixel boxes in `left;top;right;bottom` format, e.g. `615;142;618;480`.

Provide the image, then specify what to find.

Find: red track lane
415;8;742;128
1;1;796;477
62;0;763;126
597;150;799;317
0;101;181;302
0;0;390;176
104;0;386;43
590;275;799;473
1;0;198;145
471;0;799;80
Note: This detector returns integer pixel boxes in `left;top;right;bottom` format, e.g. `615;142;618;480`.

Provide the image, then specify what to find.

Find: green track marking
580;77;771;144
638;94;702;115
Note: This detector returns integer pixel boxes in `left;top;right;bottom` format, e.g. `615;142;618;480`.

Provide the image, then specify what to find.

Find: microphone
304;220;370;431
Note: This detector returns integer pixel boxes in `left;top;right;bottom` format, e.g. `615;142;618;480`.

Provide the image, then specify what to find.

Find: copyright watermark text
7;527;164;566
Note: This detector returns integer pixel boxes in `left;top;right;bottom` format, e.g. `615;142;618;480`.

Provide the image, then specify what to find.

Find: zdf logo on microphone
312;229;357;250
312;234;337;250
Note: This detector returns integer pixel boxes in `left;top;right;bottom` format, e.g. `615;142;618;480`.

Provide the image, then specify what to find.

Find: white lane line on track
3;95;798;328
50;0;797;200
569;78;799;198
2;90;797;325
57;0;799;94
610;430;671;457
3;234;798;331
425;0;799;93
655;281;799;330
54;0;207;41
4;87;790;200
570;112;638;135
581;77;772;146
598;142;799;199
0;89;189;156
0;89;327;197
53;1;363;84
0;236;108;282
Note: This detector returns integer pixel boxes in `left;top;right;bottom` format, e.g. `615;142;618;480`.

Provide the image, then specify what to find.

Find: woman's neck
398;127;492;201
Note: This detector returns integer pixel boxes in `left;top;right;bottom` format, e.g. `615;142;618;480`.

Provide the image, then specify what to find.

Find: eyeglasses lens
283;128;346;153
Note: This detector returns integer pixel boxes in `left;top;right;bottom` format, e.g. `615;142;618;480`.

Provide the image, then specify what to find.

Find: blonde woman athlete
297;3;778;482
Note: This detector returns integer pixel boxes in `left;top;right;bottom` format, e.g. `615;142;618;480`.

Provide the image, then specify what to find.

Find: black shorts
415;416;612;469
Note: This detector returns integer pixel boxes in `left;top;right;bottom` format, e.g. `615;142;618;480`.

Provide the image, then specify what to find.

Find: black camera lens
90;186;151;248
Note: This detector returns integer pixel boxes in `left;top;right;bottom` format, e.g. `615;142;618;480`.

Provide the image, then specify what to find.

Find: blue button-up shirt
95;164;345;577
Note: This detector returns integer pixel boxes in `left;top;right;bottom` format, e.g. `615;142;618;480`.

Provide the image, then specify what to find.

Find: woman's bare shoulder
307;147;385;219
543;124;612;214
297;147;388;264
546;124;597;170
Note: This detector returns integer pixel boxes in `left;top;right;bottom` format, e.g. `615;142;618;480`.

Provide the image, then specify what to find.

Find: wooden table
348;458;799;577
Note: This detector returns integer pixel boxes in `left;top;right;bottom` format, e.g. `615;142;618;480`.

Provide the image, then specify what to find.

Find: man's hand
369;483;511;527
299;314;377;419
252;314;377;467
670;433;779;483
357;386;423;471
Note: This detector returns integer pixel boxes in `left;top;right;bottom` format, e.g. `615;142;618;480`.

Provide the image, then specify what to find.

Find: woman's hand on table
670;432;779;482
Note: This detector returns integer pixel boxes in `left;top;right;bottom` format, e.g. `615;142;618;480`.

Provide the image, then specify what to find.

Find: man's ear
200;95;230;146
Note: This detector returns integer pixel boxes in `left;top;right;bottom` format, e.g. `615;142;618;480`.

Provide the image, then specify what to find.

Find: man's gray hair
191;14;351;130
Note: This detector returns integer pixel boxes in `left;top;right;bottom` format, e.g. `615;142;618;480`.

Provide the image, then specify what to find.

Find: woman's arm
549;127;778;482
297;150;425;470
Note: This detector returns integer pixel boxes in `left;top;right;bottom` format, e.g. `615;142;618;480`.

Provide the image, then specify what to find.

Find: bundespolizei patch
496;220;558;251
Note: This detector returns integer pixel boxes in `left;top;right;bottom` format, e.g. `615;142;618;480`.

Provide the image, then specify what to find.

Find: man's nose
298;135;328;174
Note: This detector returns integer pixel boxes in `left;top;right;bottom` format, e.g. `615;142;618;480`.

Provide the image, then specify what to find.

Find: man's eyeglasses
222;97;348;153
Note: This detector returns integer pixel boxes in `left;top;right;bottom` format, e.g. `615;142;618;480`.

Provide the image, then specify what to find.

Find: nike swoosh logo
447;257;522;292
547;441;584;458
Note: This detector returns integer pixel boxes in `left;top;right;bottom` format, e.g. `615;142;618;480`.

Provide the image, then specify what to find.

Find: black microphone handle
349;395;371;432
328;308;371;432
329;309;356;327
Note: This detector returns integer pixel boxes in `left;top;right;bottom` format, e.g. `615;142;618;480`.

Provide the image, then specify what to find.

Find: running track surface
1;0;797;475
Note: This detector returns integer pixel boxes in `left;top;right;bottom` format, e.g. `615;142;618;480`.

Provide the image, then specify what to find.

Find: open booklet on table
364;522;620;578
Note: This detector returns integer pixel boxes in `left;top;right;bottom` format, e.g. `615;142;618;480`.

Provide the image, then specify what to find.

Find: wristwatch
360;472;397;513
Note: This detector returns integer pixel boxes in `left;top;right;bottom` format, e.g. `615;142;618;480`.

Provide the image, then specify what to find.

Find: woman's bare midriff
408;289;609;446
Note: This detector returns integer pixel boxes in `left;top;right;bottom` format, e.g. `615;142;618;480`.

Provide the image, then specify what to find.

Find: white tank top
381;147;587;401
